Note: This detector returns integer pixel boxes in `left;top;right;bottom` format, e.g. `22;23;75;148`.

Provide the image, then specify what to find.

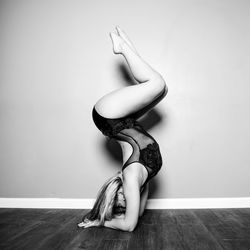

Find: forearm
104;217;132;232
139;183;149;217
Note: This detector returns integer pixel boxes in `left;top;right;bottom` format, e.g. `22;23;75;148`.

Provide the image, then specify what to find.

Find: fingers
77;221;91;228
77;222;85;228
77;220;98;229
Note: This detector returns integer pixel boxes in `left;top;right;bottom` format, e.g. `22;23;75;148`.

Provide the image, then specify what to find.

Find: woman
78;26;167;231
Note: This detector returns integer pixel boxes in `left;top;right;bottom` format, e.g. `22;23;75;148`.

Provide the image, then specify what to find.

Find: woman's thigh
94;81;166;119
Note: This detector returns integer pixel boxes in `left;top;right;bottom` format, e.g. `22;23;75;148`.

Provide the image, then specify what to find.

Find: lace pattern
139;142;162;178
102;117;138;137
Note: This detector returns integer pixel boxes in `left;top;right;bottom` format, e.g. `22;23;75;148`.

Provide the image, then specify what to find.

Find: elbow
126;226;136;232
159;76;168;96
153;75;168;96
128;226;136;232
124;222;137;232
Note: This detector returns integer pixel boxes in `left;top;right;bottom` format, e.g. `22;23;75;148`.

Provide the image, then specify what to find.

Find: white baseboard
146;197;250;209
0;197;250;209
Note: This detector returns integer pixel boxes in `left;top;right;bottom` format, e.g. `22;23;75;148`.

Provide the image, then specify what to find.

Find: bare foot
110;32;126;54
116;26;138;54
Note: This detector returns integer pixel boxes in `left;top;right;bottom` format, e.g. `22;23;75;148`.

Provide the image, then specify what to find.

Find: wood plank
1;209;79;249
130;210;186;250
171;210;223;250
130;223;157;250
221;239;250;250
37;216;79;250
211;209;250;239
97;239;128;250
0;208;50;223
170;209;202;225
193;209;250;250
65;227;117;250
0;219;41;244
0;208;249;250
0;208;15;215
231;208;250;228
0;209;54;245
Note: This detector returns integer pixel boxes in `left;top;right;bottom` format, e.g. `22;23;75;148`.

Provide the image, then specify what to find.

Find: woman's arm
139;183;149;217
104;167;141;232
78;166;143;231
103;182;148;230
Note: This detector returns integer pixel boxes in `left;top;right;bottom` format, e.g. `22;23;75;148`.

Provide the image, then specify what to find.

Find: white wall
0;0;250;199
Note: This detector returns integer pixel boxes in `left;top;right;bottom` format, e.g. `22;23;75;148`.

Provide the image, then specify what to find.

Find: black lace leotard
92;106;163;189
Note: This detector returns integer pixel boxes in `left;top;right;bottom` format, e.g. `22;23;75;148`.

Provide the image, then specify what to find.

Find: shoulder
122;164;142;231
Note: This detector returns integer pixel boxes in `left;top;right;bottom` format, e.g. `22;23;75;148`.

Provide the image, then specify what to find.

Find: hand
77;219;100;228
114;213;125;219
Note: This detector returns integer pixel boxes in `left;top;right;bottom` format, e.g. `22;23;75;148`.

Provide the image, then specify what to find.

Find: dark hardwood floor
0;208;250;250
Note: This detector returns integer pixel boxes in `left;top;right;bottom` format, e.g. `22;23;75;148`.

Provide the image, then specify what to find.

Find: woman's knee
149;74;167;95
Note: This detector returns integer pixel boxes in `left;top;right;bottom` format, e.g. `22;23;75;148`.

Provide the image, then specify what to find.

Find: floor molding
0;197;250;209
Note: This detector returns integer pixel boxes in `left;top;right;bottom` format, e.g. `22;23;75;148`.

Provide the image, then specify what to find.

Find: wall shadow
116;63;137;86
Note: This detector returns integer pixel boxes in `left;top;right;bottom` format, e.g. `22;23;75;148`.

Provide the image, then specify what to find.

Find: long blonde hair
82;171;124;225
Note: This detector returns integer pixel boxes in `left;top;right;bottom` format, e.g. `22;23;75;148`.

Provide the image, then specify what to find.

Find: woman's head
115;186;126;207
82;171;125;225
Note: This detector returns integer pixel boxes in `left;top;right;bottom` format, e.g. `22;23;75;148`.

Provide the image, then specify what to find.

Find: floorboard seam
191;210;226;250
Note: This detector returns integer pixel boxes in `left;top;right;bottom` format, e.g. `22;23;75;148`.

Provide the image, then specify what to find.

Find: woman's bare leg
95;27;167;119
